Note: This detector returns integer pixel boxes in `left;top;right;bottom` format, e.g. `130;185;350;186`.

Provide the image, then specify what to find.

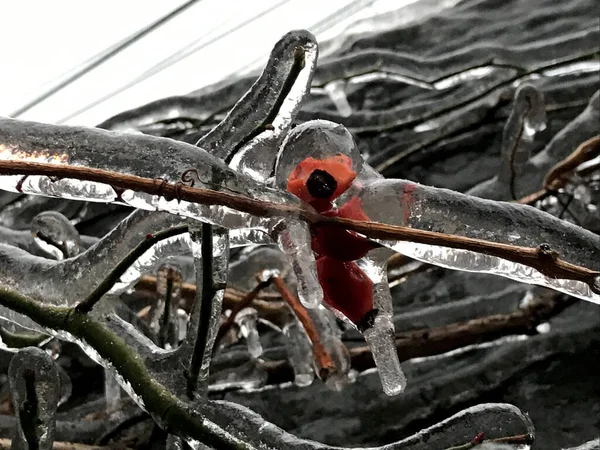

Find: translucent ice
363;316;407;395
283;318;315;387
324;80;353;117
153;262;184;348
235;308;263;358
31;210;82;260
8;347;60;450
104;368;122;412
307;306;353;391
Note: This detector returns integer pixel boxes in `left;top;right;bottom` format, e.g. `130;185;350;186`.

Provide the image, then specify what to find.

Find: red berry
317;256;374;325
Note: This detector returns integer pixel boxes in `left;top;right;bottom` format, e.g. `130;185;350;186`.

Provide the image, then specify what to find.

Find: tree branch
75;225;189;314
261;292;576;386
0;160;597;291
517;135;600;205
271;276;336;380
0;286;250;449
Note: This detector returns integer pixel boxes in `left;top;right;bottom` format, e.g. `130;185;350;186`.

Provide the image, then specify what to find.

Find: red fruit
317;256;374;325
286;155;357;210
311;196;374;260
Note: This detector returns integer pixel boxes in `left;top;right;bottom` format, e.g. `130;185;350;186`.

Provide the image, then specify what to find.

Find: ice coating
307;306;354;391
275;220;323;309
104;369;121;412
0;210;182;313
31;211;82;260
153;262;184;348
8;347;61;450
112;233;193;295
235;307;263;358
205;30;319;183
469;89;600;200
196;401;534;449
324;80;353;117
497;84;547;199
0;32;325;316
195;30;317;163
363;316;407;396
283;319;315;387
274;119;363;194
139;226;231;400
356;178;600;302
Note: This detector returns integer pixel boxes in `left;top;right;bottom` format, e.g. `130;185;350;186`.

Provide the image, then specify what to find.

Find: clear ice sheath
8;347;60;450
356;178;600;303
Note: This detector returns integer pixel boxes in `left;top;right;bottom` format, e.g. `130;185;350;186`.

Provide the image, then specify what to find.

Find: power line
57;0;295;124
10;0;204;118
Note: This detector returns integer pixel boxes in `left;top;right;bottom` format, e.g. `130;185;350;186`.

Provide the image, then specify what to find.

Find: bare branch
0;159;597;291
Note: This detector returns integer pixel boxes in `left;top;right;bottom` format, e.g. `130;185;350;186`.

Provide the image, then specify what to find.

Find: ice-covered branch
0;156;597;301
469;89;600;200
0;284;536;449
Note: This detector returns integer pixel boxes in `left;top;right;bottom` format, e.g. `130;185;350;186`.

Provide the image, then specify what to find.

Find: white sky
0;0;407;126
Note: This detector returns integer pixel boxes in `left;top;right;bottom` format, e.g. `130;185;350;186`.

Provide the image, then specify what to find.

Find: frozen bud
274;120;363;192
31;211;82;259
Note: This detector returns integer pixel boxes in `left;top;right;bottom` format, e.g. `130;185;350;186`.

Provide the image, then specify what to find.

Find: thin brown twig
517;135;600;205
261;292;575;385
444;432;533;450
1;160;597;290
215;276;275;346
271;276;336;380
544;135;600;190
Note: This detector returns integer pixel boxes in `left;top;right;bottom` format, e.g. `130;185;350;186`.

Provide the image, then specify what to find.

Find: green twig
75;225;189;314
0;326;49;348
0;285;250;449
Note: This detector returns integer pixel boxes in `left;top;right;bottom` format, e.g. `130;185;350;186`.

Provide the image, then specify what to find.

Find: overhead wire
57;0;296;124
9;0;204;118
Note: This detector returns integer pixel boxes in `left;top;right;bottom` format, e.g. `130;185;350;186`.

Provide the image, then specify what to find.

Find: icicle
497;84;546;199
324;80;353;117
359;250;407;395
104;368;122;413
283;318;315;387
30;211;82;260
153;262;184;348
363;316;406;395
235;307;263;358
8;347;60;450
307;307;353;391
274;220;323;309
